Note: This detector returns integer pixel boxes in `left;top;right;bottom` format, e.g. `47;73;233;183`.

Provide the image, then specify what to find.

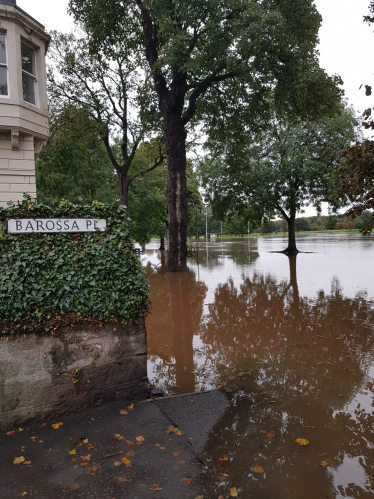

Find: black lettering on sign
46;220;55;231
56;220;62;231
72;221;79;230
25;221;34;231
36;220;44;231
16;221;22;231
64;220;69;230
86;220;92;230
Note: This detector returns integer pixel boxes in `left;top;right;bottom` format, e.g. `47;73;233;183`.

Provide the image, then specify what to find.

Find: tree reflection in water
201;255;374;499
146;251;374;498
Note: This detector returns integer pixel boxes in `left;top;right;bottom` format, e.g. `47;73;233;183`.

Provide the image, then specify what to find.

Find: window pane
0;66;7;95
22;72;35;104
21;43;34;75
0;34;6;65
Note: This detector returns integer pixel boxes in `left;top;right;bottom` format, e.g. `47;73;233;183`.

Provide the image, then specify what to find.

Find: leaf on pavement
14;456;25;464
231;488;238;497
136;436;145;445
182;478;191;484
6;431;15;436
217;474;229;481
80;454;91;462
120;410;128;416
114;434;124;440
71;483;80;490
114;461;121;466
148;484;162;491
219;455;229;462
172;451;181;456
121;457;132;467
88;464;100;474
117;475;129;483
125;440;134;446
251;466;264;474
52;422;63;429
68;449;77;455
88;442;96;449
126;450;135;457
127;404;134;410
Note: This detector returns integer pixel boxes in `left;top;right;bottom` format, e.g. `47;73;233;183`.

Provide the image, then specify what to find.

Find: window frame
21;40;38;107
0;31;9;98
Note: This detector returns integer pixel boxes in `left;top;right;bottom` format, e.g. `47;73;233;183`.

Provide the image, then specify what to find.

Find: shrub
0;199;150;334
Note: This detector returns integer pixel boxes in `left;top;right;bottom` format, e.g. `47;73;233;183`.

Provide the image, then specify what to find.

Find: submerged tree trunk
284;215;298;253
163;114;188;272
159;236;165;250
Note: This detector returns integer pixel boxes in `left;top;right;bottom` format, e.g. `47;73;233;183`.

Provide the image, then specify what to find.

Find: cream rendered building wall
0;2;50;207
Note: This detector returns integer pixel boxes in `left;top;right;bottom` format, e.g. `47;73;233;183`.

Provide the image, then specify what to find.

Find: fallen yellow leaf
219;455;229;462
121;457;132;467
127;404;134;410
83;439;89;444
19;428;24;432
252;465;264;474
295;438;309;446
114;461;121;466
21;493;27;497
114;434;124;440
13;456;25;464
120;410;129;416
136;436;145;445
69;449;77;455
231;487;238;497
52;422;63;429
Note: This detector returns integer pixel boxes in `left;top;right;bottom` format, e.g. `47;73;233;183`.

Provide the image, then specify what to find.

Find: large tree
48;30;164;209
69;0;343;271
200;107;360;253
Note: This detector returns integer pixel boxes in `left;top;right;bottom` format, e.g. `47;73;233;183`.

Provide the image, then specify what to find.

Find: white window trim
21;41;39;107
0;32;10;99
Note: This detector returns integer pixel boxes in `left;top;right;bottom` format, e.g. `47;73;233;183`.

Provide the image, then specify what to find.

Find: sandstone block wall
0;133;36;207
0;320;148;428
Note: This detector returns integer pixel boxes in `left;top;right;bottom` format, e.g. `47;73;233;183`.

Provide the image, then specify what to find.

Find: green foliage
36;106;118;205
0;200;150;334
200;106;360;226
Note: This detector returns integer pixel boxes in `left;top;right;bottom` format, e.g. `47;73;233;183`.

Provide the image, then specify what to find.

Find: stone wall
0;132;37;207
0;320;147;428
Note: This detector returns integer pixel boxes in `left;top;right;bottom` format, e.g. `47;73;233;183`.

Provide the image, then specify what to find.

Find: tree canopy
199;106;360;252
68;0;345;271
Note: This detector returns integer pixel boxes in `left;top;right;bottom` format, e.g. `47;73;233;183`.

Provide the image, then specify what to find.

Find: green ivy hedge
0;199;150;334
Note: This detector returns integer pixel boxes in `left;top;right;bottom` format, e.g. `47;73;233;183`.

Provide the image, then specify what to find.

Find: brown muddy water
143;234;374;498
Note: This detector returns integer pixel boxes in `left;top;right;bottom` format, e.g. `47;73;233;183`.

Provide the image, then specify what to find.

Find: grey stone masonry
0;320;147;428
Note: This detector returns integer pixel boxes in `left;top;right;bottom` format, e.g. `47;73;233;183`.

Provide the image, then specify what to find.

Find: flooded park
144;234;374;498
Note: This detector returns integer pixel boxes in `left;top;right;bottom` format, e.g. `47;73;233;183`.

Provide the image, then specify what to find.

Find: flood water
143;234;374;498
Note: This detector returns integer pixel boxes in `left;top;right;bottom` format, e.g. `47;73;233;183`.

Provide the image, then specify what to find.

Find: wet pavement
144;234;374;499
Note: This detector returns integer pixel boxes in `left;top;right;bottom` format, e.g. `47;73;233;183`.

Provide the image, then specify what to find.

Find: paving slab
0;398;209;499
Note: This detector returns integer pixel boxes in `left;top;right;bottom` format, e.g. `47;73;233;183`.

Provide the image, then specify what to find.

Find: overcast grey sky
18;0;374;216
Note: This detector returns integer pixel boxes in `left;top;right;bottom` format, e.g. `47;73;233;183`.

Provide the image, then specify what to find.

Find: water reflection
145;238;374;498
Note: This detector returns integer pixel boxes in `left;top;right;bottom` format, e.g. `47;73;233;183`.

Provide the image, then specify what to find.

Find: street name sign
7;218;107;234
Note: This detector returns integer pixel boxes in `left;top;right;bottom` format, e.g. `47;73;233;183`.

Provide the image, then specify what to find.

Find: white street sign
7;218;107;234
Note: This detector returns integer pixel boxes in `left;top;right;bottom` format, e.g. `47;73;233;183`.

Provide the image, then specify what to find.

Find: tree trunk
118;172;129;208
163;114;188;272
284;216;298;253
159;236;165;250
